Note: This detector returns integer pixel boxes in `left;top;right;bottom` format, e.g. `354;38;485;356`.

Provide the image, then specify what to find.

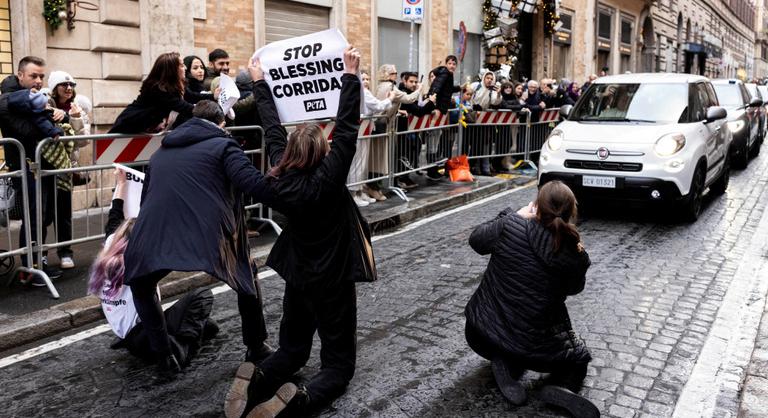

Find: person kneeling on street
464;180;599;418
88;169;219;370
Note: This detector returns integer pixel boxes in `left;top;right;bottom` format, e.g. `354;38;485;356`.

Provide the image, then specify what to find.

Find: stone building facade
754;0;768;80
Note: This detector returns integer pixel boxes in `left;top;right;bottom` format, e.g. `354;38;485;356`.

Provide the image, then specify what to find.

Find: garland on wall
541;0;561;36
43;0;67;31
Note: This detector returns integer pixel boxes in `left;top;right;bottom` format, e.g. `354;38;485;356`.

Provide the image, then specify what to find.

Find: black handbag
346;194;377;283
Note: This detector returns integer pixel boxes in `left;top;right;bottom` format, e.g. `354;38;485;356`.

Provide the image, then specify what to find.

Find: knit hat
48;70;76;91
29;90;48;113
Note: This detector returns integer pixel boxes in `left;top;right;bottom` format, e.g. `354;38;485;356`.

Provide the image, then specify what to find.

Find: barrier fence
2;107;561;298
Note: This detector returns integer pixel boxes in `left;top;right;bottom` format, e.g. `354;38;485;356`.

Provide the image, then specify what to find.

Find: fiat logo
597;147;610;160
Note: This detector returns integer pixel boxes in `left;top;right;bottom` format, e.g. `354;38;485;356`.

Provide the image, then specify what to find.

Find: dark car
745;83;766;147
711;79;762;168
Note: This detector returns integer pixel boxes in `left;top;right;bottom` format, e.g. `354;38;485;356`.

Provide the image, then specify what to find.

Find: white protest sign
112;164;145;219
253;29;348;123
218;74;240;119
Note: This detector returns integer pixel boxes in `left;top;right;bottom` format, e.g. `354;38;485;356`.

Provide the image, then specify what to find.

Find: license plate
582;175;616;188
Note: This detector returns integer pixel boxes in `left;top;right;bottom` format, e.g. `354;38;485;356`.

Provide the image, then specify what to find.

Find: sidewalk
0;171;535;353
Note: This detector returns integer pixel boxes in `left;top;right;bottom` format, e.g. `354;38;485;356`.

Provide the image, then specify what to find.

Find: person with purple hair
88;169;219;367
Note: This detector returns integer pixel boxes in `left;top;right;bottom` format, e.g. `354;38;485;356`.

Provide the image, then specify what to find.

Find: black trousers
123;287;214;364
55;187;73;258
260;280;357;408
131;271;267;358
465;322;588;393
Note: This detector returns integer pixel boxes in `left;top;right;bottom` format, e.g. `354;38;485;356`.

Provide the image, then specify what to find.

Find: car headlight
654;133;686;157
546;129;563;152
727;120;745;132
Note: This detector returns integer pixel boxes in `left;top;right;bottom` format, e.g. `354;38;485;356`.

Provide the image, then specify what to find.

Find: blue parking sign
404;8;411;15
415;7;422;14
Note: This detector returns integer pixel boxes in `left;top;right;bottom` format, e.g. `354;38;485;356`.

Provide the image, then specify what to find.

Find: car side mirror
559;104;573;119
705;106;727;123
749;97;763;107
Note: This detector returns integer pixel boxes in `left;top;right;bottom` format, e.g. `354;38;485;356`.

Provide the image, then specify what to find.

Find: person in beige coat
364;64;420;200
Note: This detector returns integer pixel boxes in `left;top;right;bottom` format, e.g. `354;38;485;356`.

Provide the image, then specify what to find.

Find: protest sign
112;164;145;219
218;74;240;119
252;28;350;123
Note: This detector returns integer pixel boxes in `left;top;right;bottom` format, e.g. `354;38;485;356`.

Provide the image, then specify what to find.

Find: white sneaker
353;195;369;207
358;191;376;203
60;256;75;269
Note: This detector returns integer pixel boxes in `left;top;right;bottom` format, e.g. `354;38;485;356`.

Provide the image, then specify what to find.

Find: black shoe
41;259;63;280
157;353;182;381
425;167;442;181
202;319;220;340
539;385;600;418
491;359;526;405
277;385;310;418
245;343;275;364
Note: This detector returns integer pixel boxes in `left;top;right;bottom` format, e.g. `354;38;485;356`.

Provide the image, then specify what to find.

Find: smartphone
419;75;424;83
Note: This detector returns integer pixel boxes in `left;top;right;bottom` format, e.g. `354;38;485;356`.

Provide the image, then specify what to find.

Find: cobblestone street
0;149;767;418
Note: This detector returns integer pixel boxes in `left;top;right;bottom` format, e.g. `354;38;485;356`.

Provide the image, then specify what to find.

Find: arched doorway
641;15;655;72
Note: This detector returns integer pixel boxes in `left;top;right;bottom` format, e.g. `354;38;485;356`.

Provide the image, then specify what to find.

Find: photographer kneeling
464;180;599;418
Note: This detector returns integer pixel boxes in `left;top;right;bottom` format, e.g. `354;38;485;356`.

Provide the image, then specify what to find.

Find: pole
408;20;415;71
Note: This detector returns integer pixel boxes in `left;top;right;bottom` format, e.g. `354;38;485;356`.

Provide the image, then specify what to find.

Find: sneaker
491;359;526;405
60;256;75;269
19;271;48;287
363;185;386;201
539;385;600;418
41;256;63;280
358;191;376;203
225;362;256;418
353;194;369;207
245;383;298;418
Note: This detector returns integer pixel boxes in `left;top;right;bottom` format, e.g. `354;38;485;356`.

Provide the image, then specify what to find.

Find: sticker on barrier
407;113;449;131
475;111;519;124
95;135;159;164
316;118;374;140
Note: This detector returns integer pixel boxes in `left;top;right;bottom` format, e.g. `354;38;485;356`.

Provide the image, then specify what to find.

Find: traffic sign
402;0;424;22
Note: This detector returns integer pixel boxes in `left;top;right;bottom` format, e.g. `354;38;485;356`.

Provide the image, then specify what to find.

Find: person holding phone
464;180;598;418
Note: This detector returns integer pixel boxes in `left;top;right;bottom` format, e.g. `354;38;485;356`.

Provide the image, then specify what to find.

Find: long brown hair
141;52;184;97
269;124;329;177
535;180;581;252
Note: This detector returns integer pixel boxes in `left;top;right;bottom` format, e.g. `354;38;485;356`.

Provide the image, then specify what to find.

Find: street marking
673;199;768;417
0;182;535;369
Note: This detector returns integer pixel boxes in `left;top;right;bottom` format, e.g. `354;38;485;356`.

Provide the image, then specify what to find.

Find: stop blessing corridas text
268;43;344;98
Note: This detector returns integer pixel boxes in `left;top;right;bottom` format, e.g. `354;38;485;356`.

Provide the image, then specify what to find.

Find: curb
0;175;535;353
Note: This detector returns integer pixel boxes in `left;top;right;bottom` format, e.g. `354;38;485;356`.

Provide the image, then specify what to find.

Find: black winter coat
464;209;592;368
429;66;459;114
255;73;375;289
398;83;435;132
0;76;53;169
123;117;272;295
184;78;214;104
109;86;194;134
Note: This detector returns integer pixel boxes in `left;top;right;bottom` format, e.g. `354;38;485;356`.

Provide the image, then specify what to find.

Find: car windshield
746;84;759;99
713;84;744;107
570;83;688;123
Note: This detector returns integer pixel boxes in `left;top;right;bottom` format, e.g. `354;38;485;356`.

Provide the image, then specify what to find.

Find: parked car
539;73;731;221
711;79;762;167
745;82;766;145
756;84;768;138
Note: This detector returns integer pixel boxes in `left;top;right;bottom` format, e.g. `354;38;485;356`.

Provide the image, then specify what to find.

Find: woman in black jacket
464;180;599;418
224;47;376;418
110;52;194;133
183;55;218;104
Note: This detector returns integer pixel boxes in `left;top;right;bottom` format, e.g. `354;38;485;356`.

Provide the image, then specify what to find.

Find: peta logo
304;98;327;112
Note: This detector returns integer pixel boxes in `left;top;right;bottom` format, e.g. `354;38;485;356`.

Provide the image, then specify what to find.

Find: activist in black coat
237;49;374;417
123;104;273;371
0;76;53;169
110;52;194;134
464;181;591;390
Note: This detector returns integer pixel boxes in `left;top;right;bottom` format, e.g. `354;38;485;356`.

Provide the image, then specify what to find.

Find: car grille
564;159;643;172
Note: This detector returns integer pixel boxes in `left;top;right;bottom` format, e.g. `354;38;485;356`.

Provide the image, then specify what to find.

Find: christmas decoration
484;27;506;48
43;0;67;31
482;0;521;71
518;0;537;14
541;0;561;36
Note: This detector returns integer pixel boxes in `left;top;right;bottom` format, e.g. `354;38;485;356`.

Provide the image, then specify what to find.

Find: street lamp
65;0;99;31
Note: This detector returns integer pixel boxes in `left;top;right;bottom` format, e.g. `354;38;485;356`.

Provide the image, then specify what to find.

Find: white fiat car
538;73;731;221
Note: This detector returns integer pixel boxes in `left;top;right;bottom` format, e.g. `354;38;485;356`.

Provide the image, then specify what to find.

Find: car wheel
734;140;750;169
710;153;730;196
680;165;705;222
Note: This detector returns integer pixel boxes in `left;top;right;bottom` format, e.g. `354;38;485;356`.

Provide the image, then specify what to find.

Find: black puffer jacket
464;208;592;368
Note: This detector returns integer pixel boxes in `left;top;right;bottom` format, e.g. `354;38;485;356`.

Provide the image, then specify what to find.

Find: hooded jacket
464;208;592;368
471;71;502;110
255;73;376;289
428;66;459;114
123;117;272;295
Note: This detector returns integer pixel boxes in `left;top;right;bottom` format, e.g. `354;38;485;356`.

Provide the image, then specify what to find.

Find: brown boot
245;383;298;418
224;362;255;418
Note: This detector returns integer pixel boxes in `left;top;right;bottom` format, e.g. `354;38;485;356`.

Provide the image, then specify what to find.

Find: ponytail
535;180;581;253
545;216;581;253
